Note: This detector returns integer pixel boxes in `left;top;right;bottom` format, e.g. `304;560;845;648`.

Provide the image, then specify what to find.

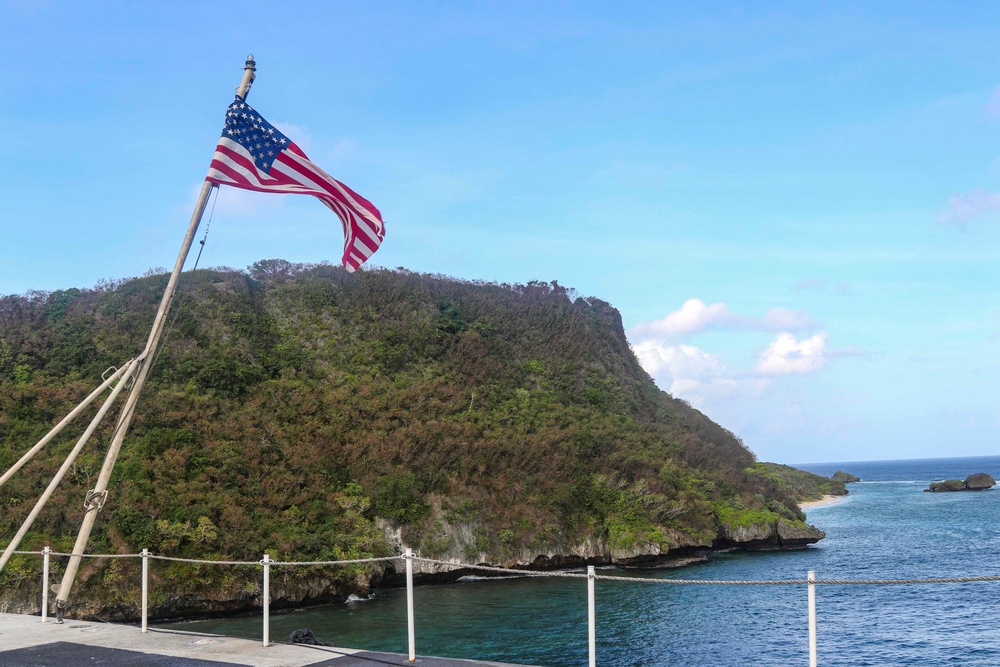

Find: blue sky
2;1;998;464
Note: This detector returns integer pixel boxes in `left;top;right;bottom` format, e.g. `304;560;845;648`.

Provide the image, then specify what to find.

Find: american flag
206;97;384;272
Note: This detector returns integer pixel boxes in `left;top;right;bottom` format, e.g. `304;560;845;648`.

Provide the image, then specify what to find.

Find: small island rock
831;471;860;483
925;473;996;492
964;473;996;490
926;479;966;492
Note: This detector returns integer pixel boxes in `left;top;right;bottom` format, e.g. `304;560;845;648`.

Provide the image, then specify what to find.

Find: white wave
855;480;925;484
456;574;533;582
345;594;374;603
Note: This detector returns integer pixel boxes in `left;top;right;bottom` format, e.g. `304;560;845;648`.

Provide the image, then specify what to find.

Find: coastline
799;494;848;509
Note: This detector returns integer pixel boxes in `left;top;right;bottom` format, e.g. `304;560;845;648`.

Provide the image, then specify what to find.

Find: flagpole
53;55;258;620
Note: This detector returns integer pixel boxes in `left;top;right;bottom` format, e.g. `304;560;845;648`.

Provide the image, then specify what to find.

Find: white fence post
808;570;817;667
588;565;596;667
141;548;149;633
262;554;271;648
41;546;50;623
406;550;416;662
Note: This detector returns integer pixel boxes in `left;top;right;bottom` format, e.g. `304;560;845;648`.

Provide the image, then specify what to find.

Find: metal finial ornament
236;54;257;99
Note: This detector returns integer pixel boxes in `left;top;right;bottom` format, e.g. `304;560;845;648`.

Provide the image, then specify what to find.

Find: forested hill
0;261;822;619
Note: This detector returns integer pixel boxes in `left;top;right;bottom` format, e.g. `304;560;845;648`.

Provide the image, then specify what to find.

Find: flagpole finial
236;55;257;100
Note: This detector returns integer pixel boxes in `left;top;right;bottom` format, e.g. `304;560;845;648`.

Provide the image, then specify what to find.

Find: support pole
588;565;596;667
808;570;817;667
141;548;149;633
41;546;50;623
405;550;416;662
0;364;130;490
0;359;138;575
54;55;258;613
262;553;270;648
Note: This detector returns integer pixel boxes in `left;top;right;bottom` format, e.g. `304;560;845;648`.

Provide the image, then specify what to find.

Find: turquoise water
163;456;1000;666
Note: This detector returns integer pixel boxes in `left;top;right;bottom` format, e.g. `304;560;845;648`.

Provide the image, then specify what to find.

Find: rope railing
10;547;1000;666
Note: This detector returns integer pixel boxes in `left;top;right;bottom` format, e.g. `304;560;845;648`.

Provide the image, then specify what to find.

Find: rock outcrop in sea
831;470;860;483
925;473;996;492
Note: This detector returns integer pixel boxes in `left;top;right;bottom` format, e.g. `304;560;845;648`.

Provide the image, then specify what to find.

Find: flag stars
220;98;293;173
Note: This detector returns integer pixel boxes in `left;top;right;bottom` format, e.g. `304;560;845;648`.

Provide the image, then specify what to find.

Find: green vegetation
751;462;847;502
0;263;814;613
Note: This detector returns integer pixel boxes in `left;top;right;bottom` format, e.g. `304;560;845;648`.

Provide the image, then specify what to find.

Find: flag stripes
206;98;384;272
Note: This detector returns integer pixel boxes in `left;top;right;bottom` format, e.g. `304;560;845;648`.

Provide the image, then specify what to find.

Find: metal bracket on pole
0;358;139;577
83;489;108;513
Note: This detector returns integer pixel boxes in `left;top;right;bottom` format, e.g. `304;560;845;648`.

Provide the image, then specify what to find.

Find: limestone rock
925;474;996;492
718;521;775;546
776;521;826;548
964;473;996;490
926;479;966;492
715;519;824;551
831;470;860;483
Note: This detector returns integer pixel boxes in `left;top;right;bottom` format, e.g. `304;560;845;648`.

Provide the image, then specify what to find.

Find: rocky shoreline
0;514;825;624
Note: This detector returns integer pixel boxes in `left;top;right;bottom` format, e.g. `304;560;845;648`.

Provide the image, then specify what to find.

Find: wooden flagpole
53;55;258;620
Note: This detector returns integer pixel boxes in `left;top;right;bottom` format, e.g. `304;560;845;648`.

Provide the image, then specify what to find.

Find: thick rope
412;556;585;578
11;551;1000;586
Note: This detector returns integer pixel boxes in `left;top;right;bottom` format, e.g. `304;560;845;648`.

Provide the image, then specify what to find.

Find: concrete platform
0;613;528;667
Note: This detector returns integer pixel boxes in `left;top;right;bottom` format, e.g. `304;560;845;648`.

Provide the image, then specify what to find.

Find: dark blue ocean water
164;456;1000;666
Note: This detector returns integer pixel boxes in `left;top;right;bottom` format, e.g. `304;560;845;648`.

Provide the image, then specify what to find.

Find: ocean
164;455;1000;666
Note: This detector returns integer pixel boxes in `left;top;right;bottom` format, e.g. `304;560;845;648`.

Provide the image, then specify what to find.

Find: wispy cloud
754;332;830;375
791;277;855;295
629;298;818;338
939;189;1000;227
190;183;286;218
272;122;314;154
792;277;827;292
985;86;1000;119
632;340;768;408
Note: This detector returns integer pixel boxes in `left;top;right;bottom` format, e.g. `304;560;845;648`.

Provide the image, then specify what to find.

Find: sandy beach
799;494;848;509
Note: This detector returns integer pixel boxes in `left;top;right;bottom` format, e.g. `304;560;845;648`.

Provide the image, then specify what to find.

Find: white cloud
754;332;830;375
629;298;817;338
632;340;768;408
939;189;1000;227
631;299;736;337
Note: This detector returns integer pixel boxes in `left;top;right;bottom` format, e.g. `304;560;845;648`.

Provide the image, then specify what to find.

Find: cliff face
0;263;822;621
